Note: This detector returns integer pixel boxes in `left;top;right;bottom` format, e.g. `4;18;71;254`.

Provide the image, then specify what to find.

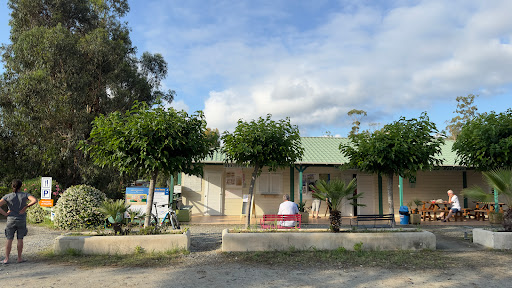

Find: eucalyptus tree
81;102;218;227
340;112;444;219
221;115;304;228
0;0;173;190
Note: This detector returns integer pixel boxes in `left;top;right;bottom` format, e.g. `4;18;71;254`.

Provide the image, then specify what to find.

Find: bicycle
151;203;180;230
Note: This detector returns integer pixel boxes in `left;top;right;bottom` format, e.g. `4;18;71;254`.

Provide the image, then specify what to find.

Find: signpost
40;177;54;207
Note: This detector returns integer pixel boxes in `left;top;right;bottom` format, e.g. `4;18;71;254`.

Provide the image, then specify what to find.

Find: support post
462;171;468;208
290;166;295;202
169;175;174;206
378;174;383;215
177;173;182;185
294;165;308;204
399;175;404;207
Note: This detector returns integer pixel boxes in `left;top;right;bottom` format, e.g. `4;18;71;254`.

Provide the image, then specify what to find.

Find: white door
356;174;375;215
204;172;223;215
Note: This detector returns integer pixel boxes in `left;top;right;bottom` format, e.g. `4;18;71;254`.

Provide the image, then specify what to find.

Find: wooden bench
351;214;395;228
260;214;301;229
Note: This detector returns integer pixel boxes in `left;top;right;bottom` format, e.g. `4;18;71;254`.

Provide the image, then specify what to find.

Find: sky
1;0;512;137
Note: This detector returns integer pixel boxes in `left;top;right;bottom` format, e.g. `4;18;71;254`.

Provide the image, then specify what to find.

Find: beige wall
181;166;491;217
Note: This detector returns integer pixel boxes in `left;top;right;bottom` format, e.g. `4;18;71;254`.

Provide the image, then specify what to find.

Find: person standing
278;194;299;227
0;179;37;264
442;189;461;222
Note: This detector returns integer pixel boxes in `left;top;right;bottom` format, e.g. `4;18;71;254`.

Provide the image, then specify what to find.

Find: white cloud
130;0;512;135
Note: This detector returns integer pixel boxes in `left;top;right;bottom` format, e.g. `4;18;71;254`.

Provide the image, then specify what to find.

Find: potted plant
298;201;309;224
98;199;130;235
310;179;364;232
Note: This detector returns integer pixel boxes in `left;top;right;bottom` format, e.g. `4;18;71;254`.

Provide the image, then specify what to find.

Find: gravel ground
1;221;512;288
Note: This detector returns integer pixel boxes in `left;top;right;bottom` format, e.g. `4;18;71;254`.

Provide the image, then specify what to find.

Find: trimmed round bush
54;185;106;230
27;204;48;224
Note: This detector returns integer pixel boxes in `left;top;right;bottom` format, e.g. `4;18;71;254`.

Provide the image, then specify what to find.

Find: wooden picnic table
420;201;464;221
474;202;507;220
420;201;449;221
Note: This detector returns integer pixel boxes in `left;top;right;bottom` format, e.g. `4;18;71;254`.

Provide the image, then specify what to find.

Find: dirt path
1;222;512;288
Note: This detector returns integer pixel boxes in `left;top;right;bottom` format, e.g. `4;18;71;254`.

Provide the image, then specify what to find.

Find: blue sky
1;0;512;136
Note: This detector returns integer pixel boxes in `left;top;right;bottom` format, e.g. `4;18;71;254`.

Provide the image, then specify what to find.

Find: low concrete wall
473;228;512;249
222;229;435;252
55;229;190;255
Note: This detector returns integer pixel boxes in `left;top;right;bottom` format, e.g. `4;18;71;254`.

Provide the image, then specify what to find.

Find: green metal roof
204;137;459;167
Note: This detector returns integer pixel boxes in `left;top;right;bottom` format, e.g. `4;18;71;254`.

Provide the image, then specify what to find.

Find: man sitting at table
442;190;461;222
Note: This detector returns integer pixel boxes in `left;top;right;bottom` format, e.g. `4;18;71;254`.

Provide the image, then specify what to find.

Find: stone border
222;228;435;251
54;229;190;255
473;228;512;249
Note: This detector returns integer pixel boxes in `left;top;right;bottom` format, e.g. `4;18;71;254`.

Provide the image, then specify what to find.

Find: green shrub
54;185;106;230
27;204;49;224
0;186;10;198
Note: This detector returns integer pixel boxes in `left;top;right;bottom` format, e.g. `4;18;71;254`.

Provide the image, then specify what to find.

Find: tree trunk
387;173;395;227
144;170;159;228
329;210;341;232
245;165;259;229
504;208;512;232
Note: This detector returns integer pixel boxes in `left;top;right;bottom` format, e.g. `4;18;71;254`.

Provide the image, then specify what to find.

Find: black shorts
5;217;27;240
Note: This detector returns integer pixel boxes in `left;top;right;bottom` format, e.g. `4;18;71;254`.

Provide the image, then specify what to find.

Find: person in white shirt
277;194;299;227
443;189;461;222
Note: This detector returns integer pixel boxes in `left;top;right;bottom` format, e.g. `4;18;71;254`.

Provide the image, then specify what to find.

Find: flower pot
410;213;421;225
489;212;504;224
299;212;309;224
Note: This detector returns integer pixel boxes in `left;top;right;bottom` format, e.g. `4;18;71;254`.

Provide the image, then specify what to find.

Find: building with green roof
179;137;486;219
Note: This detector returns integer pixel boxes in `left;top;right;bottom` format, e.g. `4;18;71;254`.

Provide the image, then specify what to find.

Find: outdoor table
421;201;450;221
474;202;507;220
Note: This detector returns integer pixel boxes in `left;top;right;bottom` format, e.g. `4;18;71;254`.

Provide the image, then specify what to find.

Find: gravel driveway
1;221;512;288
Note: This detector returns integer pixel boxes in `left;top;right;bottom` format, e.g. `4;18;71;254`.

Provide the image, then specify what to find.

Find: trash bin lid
399;206;409;212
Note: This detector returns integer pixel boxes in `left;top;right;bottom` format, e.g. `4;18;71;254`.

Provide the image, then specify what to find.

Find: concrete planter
410;214;421;224
473;228;512;249
299;212;309;224
222;228;435;252
54;229;190;255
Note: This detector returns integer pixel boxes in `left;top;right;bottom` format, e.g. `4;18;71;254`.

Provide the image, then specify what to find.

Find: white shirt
450;194;461;210
278;200;299;227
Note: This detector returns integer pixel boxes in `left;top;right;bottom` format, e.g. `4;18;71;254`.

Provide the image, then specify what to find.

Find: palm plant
99;199;130;234
310;179;364;232
462;169;512;231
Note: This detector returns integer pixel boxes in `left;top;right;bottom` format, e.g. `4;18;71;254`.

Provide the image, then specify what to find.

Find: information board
125;187;170;218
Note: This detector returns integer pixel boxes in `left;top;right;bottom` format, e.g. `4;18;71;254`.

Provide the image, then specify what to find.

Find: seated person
278;194;299;227
441;189;461;222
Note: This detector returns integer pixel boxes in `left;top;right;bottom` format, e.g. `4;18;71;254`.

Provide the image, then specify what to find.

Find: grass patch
37;247;189;268
224;249;459;270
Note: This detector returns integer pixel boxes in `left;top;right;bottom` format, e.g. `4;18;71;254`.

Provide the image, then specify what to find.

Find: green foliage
462;169;512;231
353;242;364;252
80;101;217;227
98;199;129;223
340;112;444;216
446;94;479;140
310;179;362;212
0;186;10;199
453;109;512;170
341;112;444;179
310;179;363;232
221;114;304;175
27;204;49;224
81;101;216;178
53;185;106;230
221;114;304;228
0;0;172;190
297;201;306;212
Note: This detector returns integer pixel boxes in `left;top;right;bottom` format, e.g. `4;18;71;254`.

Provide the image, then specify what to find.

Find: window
258;173;282;194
